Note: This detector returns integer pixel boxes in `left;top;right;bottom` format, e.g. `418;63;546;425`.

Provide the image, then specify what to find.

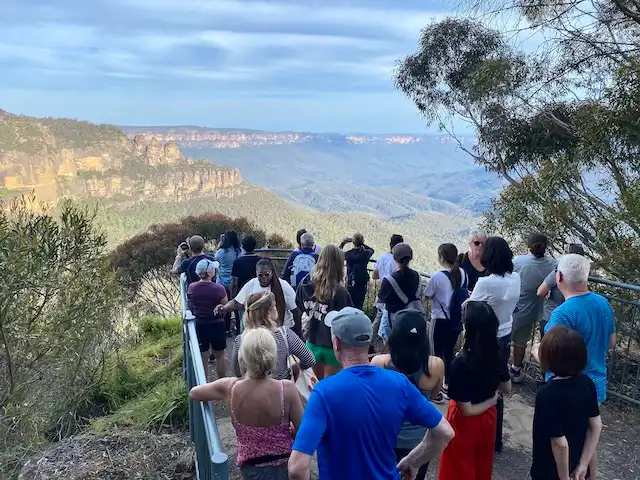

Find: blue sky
0;0;516;133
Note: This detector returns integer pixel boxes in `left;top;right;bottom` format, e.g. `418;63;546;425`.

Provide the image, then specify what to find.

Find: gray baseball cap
324;307;373;347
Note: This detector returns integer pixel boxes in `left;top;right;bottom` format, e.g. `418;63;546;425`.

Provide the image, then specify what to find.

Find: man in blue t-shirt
288;307;454;480
544;254;616;404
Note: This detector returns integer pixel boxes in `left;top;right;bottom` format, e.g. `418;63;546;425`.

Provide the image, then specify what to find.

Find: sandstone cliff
0;111;245;204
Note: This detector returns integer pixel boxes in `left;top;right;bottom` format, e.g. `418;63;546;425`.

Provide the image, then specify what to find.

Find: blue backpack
291;251;317;288
440;270;469;330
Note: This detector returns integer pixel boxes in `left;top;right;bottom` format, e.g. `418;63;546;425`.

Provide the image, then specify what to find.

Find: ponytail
451;261;462;289
437;243;461;288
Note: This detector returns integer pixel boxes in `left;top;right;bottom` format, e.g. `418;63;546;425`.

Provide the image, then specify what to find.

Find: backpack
291;251;316;288
385;273;425;329
438;270;469;330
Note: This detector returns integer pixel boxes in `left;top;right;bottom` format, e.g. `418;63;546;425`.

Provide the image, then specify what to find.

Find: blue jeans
379;309;391;343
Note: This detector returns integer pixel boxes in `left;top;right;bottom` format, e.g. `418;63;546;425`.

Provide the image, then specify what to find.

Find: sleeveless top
458;252;488;292
384;363;432;450
229;380;294;467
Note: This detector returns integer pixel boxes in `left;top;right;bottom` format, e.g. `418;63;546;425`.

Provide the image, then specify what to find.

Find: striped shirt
232;328;316;379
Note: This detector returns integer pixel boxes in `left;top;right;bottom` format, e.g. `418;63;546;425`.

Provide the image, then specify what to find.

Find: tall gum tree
395;15;640;282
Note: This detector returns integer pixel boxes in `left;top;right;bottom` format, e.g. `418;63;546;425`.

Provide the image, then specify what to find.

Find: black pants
495;333;511;452
395;448;428;480
432;318;461;384
348;283;368;310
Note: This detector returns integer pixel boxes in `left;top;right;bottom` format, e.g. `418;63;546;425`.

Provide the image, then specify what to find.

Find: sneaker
510;365;524;383
432;392;445;404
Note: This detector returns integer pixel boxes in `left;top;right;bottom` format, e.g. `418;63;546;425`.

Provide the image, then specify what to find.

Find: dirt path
209;339;640;480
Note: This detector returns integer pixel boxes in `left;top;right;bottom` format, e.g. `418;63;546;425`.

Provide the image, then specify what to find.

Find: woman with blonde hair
296;244;353;379
231;291;315;380
190;328;304;480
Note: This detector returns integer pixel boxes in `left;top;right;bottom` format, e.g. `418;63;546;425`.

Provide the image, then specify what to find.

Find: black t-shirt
179;253;217;286
447;353;510;404
458;252;488;292
296;280;353;348
231;254;263;291
531;374;600;480
345;245;375;286
378;268;421;314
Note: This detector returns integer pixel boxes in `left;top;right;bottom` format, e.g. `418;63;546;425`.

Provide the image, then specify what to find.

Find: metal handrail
180;273;229;479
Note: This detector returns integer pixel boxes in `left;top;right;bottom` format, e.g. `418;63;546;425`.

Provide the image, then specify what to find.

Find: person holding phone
171;235;217;286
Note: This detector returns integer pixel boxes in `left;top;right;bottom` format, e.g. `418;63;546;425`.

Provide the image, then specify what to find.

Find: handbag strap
385;275;409;305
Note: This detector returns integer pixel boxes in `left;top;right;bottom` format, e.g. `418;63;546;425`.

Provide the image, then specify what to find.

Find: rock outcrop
0;110;245;204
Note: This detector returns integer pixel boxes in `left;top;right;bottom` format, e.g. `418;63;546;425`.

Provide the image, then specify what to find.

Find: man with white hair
288;307;454;480
543;254;616;404
281;232;318;288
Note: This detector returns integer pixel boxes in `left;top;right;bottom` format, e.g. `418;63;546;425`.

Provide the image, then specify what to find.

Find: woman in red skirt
438;301;512;480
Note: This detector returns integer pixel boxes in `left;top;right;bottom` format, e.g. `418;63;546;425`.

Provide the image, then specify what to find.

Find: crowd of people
177;227;616;480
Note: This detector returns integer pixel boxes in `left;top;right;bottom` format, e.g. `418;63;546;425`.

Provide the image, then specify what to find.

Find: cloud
0;0;540;132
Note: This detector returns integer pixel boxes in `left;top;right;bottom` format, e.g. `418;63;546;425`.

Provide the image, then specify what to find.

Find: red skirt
438;400;497;480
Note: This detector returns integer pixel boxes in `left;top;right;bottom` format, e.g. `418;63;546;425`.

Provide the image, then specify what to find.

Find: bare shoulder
428;356;445;376
370;353;390;368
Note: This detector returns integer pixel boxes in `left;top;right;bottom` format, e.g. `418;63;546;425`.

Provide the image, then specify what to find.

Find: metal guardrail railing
180;273;229;479
256;248;640;406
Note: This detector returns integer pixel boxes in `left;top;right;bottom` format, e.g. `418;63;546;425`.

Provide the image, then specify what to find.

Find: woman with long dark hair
371;309;444;480
216;230;243;334
296;244;353;380
216;258;302;334
438;301;512;480
424;243;468;392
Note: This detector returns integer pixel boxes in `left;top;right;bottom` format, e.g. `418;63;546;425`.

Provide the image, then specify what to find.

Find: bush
0;196;123;477
138;315;182;337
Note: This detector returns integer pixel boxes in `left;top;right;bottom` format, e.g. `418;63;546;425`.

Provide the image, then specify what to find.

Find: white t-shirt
468;272;521;338
235;277;298;328
424;269;468;320
374;252;397;279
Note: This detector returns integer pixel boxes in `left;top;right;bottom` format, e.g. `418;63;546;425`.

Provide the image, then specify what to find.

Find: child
438;301;511;480
531;326;603;480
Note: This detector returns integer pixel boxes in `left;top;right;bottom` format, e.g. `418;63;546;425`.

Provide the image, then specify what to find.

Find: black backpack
439;270;469;331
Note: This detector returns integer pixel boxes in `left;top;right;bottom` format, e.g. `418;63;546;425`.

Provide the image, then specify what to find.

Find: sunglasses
472;241;483;246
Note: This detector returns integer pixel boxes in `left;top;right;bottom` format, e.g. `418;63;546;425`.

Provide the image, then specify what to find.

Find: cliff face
0;111;245;204
121;127;455;149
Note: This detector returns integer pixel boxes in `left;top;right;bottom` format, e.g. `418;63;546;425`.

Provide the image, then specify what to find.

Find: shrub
0;195;123;475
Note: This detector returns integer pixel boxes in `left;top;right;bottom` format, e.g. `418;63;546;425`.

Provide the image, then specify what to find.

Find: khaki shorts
511;312;540;348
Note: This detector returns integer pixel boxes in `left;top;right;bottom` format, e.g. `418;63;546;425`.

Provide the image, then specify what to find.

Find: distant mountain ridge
121;125;473;149
119;125;498;216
